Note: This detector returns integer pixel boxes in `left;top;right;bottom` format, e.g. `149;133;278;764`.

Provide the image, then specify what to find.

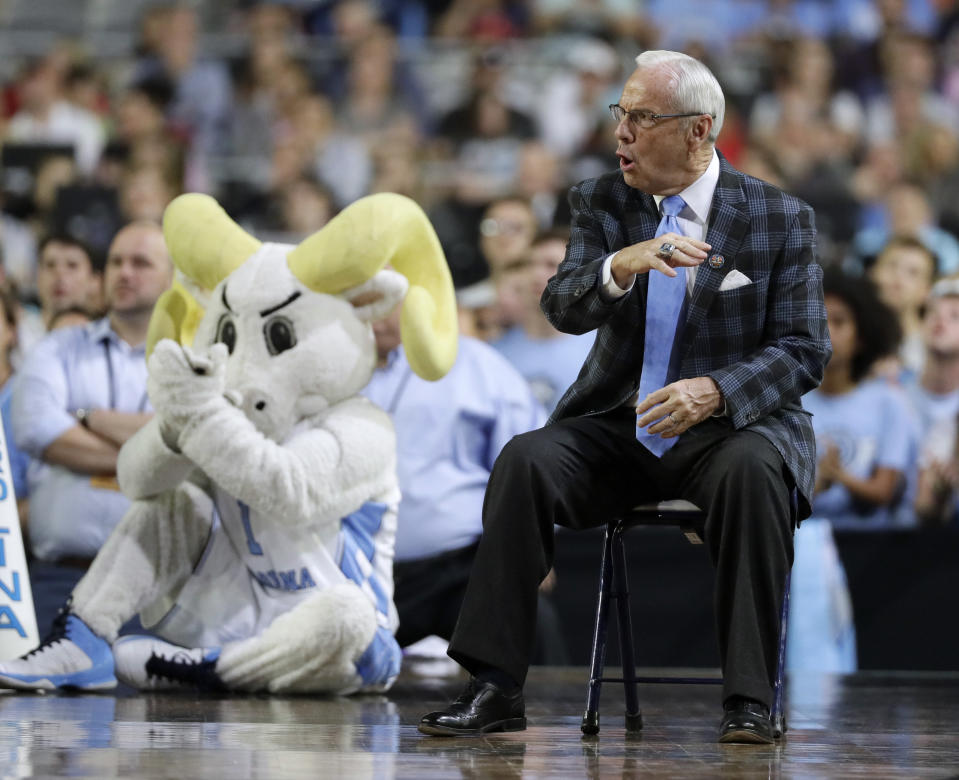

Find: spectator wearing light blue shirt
493;229;593;413
903;278;959;526
789;270;918;674
362;307;567;663
11;221;173;629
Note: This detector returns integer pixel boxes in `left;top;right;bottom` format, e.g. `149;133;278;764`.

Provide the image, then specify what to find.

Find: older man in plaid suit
420;51;831;743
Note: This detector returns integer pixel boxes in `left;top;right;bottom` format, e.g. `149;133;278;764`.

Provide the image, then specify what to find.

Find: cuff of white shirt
602;252;633;298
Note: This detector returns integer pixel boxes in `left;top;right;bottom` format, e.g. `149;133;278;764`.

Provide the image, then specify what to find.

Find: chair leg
582;523;615;735
611;526;642;732
772;569;791;738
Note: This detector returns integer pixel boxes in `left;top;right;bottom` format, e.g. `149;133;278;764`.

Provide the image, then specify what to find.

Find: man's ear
689;114;713;146
343;269;409;322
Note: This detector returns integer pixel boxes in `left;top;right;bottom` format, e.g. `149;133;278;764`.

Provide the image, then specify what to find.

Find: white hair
634;50;725;143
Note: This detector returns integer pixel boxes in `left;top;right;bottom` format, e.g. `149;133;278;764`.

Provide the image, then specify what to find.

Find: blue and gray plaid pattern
541;155;831;517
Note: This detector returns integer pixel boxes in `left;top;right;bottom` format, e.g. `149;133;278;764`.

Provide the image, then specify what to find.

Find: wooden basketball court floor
1;665;957;778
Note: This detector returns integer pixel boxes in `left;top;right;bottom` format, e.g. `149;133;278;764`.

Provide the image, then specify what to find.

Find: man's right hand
610;232;711;289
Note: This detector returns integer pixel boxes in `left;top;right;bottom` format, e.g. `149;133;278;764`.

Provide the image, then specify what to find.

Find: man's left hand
636;377;723;438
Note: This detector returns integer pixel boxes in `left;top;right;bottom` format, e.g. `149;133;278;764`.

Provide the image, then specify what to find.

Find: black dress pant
447;406;793;708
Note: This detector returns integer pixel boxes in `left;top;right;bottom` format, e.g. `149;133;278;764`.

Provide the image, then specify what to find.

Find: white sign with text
0;411;38;660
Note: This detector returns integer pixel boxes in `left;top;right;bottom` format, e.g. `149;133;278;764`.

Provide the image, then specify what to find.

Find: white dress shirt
602;149;721;297
11;318;150;560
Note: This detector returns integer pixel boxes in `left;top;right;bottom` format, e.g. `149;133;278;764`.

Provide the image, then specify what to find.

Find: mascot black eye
215;314;237;354
263;316;296;355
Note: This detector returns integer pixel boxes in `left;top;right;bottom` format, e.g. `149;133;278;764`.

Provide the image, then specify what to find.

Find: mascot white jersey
0;192;457;694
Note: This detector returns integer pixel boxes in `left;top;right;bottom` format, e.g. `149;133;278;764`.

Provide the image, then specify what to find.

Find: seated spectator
112;75;185;191
4;55;106;176
750;37;865;172
493;229;593;412
849;181;959;277
427;183;489;290
287;93;373;209
361;303;567;663
806;271;918;531
119;163;177;223
515;142;568;230
11;221;173;629
29;153;81;245
869;235;938;378
227;31;291;184
278;176;337;237
132;3;233;192
535;39;621;162
0;207;39;301
479;196;538;279
790;270;918;673
369;143;424;202
433;49;537;203
333;25;430;143
905;278;959;526
5;303;94;540
748;37;864;247
14;232;103;367
35;232;103;325
862;33;958;152
229;48;372;216
837;2;934;100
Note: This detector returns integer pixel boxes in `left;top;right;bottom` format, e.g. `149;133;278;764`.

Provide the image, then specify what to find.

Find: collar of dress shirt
652;148;720;228
87;316;114;344
87;316;146;354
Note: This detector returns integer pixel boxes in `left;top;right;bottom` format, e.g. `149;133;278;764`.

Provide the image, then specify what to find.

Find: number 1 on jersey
239;501;264;555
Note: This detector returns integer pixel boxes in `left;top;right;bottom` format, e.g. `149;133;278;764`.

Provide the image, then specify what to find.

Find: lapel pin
708;254;725;269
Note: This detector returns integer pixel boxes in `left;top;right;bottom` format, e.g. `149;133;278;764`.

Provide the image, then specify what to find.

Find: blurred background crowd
3;0;959;538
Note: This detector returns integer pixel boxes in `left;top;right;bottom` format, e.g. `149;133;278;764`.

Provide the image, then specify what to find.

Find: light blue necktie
636;194;687;457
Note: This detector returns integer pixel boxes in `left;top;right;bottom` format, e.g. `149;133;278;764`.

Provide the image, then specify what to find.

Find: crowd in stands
2;1;959;660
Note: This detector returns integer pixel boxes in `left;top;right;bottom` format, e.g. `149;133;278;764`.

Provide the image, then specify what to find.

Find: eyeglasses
480;218;532;238
608;104;710;129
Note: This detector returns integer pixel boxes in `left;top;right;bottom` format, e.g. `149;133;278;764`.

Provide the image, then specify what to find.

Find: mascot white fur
0;192;457;693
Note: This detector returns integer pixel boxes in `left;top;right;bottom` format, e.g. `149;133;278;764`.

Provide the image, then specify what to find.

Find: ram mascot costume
0;192;457;693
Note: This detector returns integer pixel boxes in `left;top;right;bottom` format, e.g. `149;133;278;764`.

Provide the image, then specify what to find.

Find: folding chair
580;498;793;737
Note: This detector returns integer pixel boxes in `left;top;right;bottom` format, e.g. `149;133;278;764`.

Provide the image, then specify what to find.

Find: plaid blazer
542;156;831;517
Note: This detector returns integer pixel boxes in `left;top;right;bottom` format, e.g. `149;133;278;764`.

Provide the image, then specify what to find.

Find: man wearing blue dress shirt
362;306;567;661
12;221;173;628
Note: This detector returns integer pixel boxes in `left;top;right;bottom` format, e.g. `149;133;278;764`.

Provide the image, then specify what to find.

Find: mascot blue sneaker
0;610;116;692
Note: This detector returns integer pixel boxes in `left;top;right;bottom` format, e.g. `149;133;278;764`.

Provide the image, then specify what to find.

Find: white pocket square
718;270;752;292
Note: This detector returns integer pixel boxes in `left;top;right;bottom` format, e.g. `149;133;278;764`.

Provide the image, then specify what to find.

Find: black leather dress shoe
418;678;526;736
718;696;775;744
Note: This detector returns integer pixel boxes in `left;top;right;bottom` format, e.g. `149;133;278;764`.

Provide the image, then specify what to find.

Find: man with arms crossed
12;221;173;627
